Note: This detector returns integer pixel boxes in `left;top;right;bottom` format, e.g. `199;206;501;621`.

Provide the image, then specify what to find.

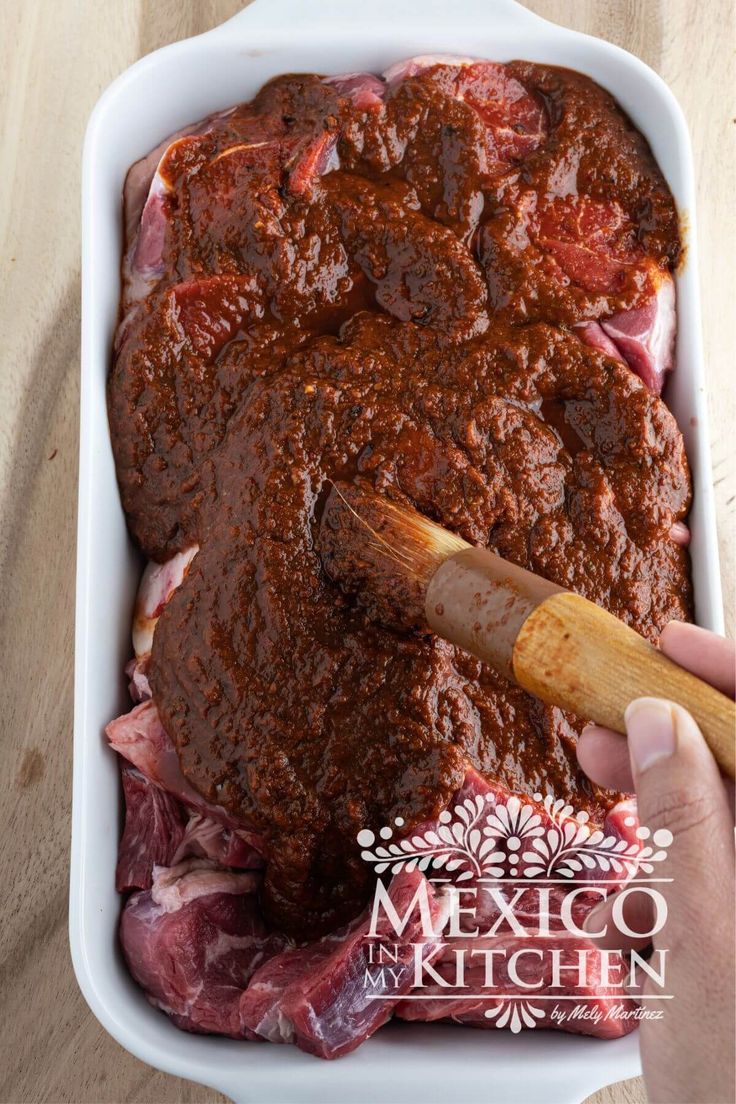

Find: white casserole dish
73;1;724;1100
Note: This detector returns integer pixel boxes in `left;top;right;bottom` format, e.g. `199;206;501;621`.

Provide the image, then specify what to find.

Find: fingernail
624;698;677;773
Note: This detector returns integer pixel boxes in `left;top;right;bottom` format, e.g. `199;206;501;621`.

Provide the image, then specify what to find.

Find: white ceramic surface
73;1;723;1101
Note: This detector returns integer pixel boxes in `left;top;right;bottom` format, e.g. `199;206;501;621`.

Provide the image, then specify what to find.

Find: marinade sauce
109;61;690;936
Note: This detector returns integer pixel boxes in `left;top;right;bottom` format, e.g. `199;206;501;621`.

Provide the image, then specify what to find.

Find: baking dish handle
211;0;548;36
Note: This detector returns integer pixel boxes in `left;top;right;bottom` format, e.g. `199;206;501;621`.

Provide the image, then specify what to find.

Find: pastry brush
317;482;735;778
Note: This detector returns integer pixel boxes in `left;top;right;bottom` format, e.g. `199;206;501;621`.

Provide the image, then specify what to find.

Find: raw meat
574;321;623;362
108;701;237;825
116;766;185;892
383;54;479;82
121;108;238;327
125;654;152;703
323;72;385;110
132;545;199;658
120;860;286;1037
383;55;548;172
396;883;638;1039
127;545;199;700
481;193;676;392
599;269;676;393
286;132;340;195
322;172;490;341
239;869;451;1058
670;521;691;546
107;701;267;860
173;814;264;871
392;769;638;1037
116;765;262;891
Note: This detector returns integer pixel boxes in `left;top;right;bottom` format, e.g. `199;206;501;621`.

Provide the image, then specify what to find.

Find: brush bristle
361;495;469;584
316;482;469;631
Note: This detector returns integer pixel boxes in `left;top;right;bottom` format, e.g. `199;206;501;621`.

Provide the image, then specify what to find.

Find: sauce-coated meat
109;60;690;937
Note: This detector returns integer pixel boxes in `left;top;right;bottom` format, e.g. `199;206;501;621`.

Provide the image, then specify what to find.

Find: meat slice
490;202;675;391
574;321;623;362
239;868;450;1058
393;770;638;1039
669;520;691;547
120;860;286;1037
179;137;352;315
123;109;236;262
106;700;267;857
286;132;340;196
127;546;199;702
599;269;676;393
122;110;237;314
129;170;168;298
383;55;479;83
396;885;638;1039
125;655;152;704
538;194;676;392
481;190;676;391
575;270;676;395
323;72;385;110
107;701;230;824
116;766;185;892
472;60;679;391
115;758;262;891
450;63;548;169
168;275;267;359
383;56;548;173
335;56;546;242
323;174;489;341
108;701;198;805
534;195;638;292
125;133;215;310
119;76;349;319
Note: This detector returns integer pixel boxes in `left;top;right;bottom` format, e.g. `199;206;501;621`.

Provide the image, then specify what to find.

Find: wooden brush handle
426;546;734;777
512;592;736;778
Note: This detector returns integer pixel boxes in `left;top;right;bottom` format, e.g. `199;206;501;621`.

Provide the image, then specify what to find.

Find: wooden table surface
0;2;732;1102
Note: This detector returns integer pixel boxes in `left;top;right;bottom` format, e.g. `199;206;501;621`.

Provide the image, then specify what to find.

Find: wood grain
514;592;736;777
0;2;732;1102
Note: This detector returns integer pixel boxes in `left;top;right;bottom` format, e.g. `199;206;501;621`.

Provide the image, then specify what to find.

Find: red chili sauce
109;60;690;936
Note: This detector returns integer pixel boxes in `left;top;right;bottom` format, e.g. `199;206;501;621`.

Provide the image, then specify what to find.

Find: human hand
577;621;735;1104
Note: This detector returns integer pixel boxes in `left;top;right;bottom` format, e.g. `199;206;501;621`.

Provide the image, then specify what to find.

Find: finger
659;620;736;697
625;697;736;1103
625;697;735;945
625;962;646;1004
579;724;735;821
577;725;634;792
583;882;655;952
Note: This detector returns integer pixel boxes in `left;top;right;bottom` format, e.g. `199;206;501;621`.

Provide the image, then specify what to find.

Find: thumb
624;697;734;941
623;702;735;1104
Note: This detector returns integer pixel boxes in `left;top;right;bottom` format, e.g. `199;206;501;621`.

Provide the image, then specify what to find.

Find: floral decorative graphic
357;790;672;882
356;791;506;882
484;1000;546;1033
